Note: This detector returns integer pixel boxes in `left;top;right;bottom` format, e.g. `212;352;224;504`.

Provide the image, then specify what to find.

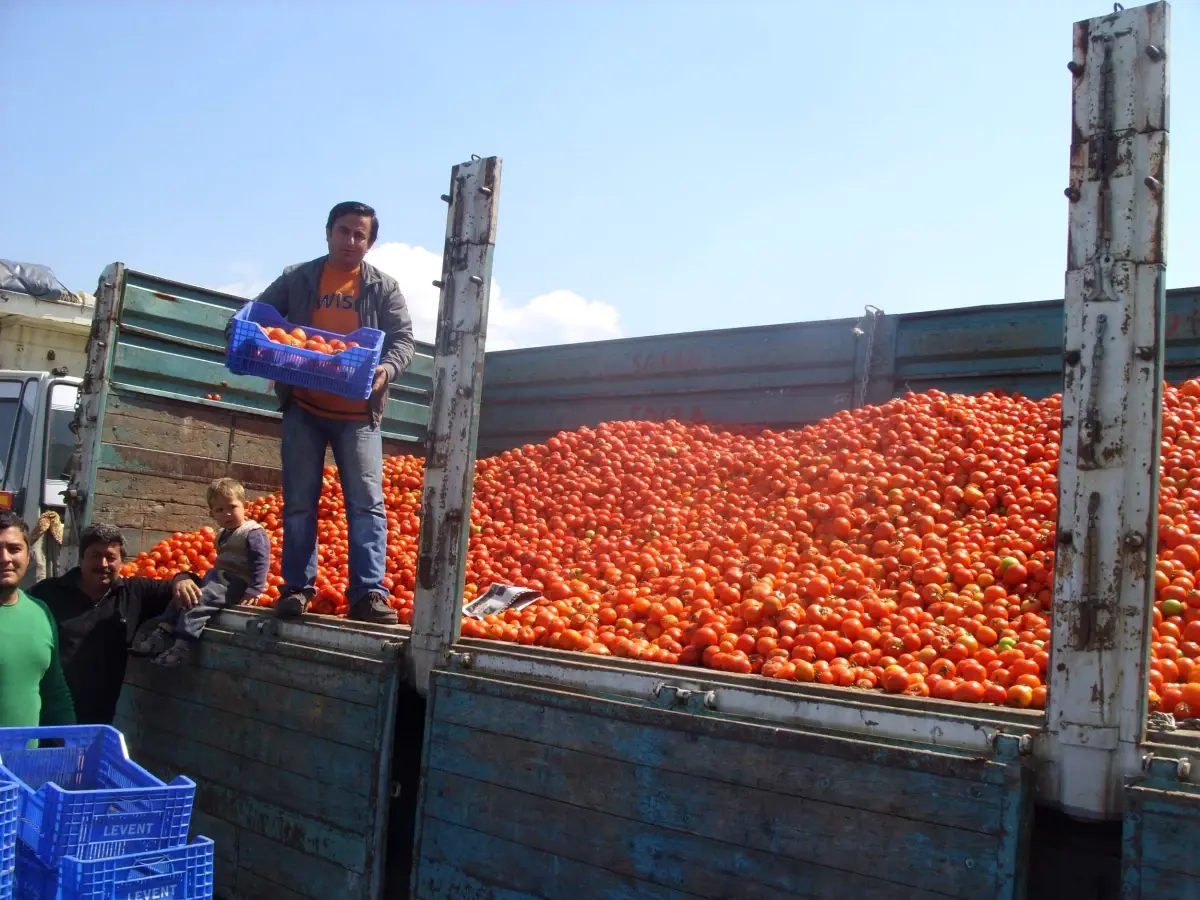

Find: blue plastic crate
17;839;214;900
0;778;16;900
0;726;194;867
226;301;384;400
14;844;54;900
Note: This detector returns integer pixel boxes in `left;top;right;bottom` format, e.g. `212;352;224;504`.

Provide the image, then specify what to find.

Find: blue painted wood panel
412;669;1032;900
115;621;401;900
1122;779;1200;899
477;287;1200;455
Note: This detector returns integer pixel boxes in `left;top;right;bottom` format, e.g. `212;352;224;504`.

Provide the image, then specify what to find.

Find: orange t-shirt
293;264;370;420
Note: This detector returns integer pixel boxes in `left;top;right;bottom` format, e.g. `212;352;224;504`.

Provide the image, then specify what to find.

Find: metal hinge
991;732;1033;761
1142;752;1192;784
652;683;716;713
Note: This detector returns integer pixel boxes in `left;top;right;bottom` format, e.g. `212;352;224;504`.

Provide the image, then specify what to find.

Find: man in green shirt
0;511;74;727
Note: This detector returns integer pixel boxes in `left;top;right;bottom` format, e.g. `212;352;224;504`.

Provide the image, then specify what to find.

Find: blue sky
2;0;1196;348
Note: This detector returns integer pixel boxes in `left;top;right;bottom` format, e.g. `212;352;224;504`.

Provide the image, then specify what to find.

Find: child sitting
132;477;270;667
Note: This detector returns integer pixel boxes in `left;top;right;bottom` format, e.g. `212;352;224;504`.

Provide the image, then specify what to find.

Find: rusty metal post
1048;2;1169;820
409;157;502;695
63;262;125;570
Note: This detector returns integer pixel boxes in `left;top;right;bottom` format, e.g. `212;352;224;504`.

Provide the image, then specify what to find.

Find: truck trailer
62;4;1196;898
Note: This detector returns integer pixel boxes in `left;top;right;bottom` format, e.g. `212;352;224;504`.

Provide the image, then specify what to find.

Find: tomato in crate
226;301;382;401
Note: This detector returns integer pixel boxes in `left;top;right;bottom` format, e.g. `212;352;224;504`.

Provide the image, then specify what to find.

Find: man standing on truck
31;524;194;725
231;201;415;624
0;511;75;727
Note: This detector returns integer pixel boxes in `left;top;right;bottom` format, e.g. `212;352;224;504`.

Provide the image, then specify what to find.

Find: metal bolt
1124;531;1144;550
1146;44;1165;63
1178;758;1192;780
432;280;445;289
469;275;484;286
1064;186;1081;202
1064;349;1082;365
478;186;493;196
1058;530;1074;546
1136;345;1156;361
440;193;451;203
1067;61;1085;77
1144;176;1163;193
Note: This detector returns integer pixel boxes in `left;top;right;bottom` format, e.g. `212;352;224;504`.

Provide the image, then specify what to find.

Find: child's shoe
153;640;194;668
131;622;173;658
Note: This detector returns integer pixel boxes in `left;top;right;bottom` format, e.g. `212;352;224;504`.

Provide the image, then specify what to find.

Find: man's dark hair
326;201;379;244
79;524;126;559
0;511;28;546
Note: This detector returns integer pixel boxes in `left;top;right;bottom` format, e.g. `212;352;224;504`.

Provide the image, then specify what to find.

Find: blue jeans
281;403;387;601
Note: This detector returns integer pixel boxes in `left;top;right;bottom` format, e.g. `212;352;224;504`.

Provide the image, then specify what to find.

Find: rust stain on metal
152;291;180;303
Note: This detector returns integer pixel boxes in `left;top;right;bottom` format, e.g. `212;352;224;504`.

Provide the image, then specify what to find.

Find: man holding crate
232;201;415;624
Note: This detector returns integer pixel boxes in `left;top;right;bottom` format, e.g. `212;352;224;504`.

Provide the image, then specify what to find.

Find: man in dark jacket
229;201;415;624
31;524;192;725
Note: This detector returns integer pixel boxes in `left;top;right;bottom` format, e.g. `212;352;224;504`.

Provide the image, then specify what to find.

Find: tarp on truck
0;259;72;302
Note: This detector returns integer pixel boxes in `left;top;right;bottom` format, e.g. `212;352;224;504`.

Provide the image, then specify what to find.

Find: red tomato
116;380;1200;709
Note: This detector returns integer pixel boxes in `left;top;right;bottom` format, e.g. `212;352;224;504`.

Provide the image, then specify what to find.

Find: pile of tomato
122;382;1200;715
261;325;359;356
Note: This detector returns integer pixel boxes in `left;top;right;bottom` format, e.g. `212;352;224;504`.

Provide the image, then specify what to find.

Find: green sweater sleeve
30;596;75;726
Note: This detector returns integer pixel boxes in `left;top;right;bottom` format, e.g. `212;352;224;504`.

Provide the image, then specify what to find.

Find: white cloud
365;242;622;350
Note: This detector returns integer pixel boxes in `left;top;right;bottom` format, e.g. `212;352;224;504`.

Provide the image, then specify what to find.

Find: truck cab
0;368;83;583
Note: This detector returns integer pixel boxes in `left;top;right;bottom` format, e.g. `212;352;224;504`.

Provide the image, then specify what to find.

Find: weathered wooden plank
424;727;965;899
94;468;217;506
189;809;238;868
1130;789;1200;878
232;868;310;900
104;409;232;458
431;672;1013;785
202;624;400;679
193;780;366;874
118;680;376;796
1138;865;1200;899
192;635;386;706
416;815;701;900
425;767;990;897
226;417;289;470
107;388;238;430
236;828;364;899
124;657;380;752
91;490;212;537
99;442;283;492
428;710;1005;834
124;714;369;834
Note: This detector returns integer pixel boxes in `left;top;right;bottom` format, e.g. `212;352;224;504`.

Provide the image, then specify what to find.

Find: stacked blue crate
0;777;18;900
0;726;213;900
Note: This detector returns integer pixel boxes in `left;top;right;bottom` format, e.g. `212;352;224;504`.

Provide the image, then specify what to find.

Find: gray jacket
228;256;416;428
